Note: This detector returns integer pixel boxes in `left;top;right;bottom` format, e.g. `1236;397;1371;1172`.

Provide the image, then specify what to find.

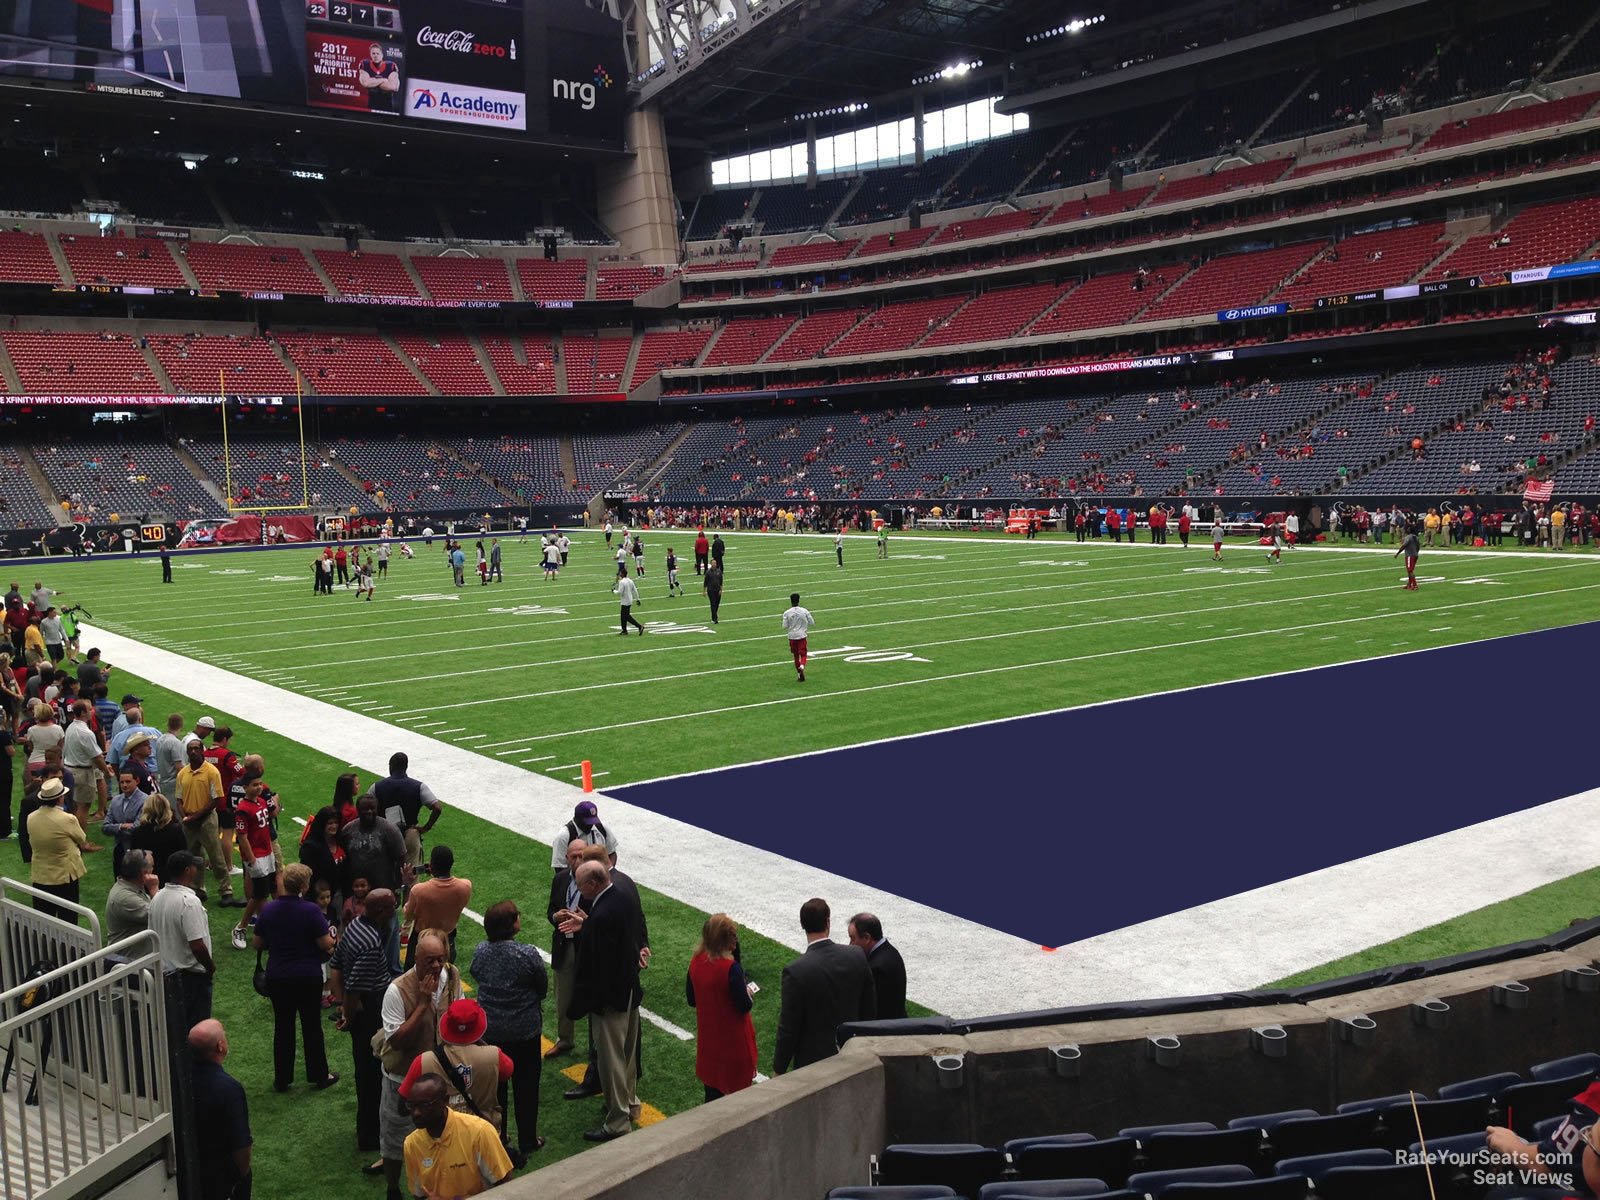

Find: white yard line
82;615;1600;1016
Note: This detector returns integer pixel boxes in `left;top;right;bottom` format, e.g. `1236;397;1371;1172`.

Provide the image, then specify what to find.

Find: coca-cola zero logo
416;25;515;58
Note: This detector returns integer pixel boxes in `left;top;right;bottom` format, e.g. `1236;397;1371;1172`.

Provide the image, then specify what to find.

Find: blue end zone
611;622;1600;948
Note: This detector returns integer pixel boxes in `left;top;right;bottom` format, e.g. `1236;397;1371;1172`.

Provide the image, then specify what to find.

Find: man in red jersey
206;726;244;876
693;530;710;575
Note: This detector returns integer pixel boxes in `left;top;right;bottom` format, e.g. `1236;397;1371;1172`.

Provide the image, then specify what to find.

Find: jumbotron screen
0;0;625;147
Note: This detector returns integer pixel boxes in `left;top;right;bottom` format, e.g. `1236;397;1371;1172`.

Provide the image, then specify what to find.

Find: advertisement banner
403;0;525;129
406;79;526;129
544;20;626;142
307;30;406;115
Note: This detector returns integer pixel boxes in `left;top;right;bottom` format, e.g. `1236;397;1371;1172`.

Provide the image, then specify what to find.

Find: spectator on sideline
109;692;143;740
254;863;340;1094
548;799;618;869
565;845;651;1104
341;795;408;895
150;851;216;1025
848;912;908;1020
773;898;876;1075
118;728;160;794
103;766;150;876
188;1019;253;1200
471;900;548;1156
28;776;97;922
156;713;188;804
176;738;234;907
687;913;757;1101
544;839;585;1058
379;929;463;1200
131;790;187;869
567;860;643;1142
328;887;399;1166
62;700;112;830
402;1074;513;1200
298;805;346;906
403;844;471;966
363;752;442;869
397;998;514;1136
106;848;156;942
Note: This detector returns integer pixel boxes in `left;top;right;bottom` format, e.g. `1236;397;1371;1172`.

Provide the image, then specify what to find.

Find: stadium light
1024;13;1105;43
911;59;983;86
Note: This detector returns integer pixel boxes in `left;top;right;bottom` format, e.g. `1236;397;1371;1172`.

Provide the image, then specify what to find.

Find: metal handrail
0;899;172;1200
0;879;103;999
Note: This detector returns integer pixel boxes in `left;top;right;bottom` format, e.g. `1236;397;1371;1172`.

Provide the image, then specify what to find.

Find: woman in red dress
686;913;758;1101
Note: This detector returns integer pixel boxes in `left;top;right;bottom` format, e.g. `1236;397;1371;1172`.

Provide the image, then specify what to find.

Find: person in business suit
773;898;876;1075
544;838;585;1060
564;844;650;1105
565;861;642;1142
848;912;908;1021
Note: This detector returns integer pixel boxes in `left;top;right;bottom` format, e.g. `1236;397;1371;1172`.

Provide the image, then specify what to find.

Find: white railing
0;880;173;1200
0;879;102;997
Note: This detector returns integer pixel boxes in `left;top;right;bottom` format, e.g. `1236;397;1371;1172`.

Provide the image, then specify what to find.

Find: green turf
0;665;931;1198
1270;866;1600;987
60;530;1600;786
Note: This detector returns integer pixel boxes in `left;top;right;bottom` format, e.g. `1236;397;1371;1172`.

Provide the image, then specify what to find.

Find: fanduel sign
407;79;525;130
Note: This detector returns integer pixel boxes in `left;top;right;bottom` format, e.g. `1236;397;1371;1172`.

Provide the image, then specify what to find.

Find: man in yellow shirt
403;1074;513;1198
1552;505;1567;550
176;739;237;906
1422;509;1441;547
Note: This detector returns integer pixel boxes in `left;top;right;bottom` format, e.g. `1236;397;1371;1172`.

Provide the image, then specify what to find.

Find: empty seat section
277;333;427;395
563;333;632;392
570;424;686;490
855;228;939;259
1140;242;1324;322
767;240;861;269
1287;147;1408;180
1030;272;1154;336
1150;160;1290;207
704;315;798;367
767;310;865;362
923;283;1065;347
518;259;589;302
755;178;855;234
1019;105;1169;197
182;243;326;296
58;235;186;288
481;335;558;394
1423;197;1600;284
946;125;1072;207
1422;93;1599;153
828;296;966;357
412;257;514;302
931;208;1045;245
596;265;667;300
836;152;974;227
653;415;796;499
149;334;297;395
185;437;372;511
0;232;65;284
1275;223;1450;306
876;1144;1006;1196
0;450;57;525
1045;186;1157;227
328;440;505;508
447;436;566;497
630;329;713;388
685;189;755;241
313;250;420;299
392;334;493;395
3;331;164;395
33;440;223;518
1144;70;1302;165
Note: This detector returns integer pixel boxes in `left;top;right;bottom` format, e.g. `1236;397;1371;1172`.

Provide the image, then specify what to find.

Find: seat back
1127;1165;1254;1199
1273;1149;1391;1180
1014;1138;1138;1187
1436;1071;1522;1101
1003;1135;1098;1154
1120;1122;1217;1140
1139;1129;1265;1174
1530;1053;1600;1083
1335;1092;1426;1115
828;1188;960;1200
1313;1162;1434;1200
879;1146;1006;1196
1161;1177;1308;1199
1391;1096;1492;1145
976;1181;1110;1199
1499;1072;1593;1136
1226;1110;1319;1133
1266;1112;1381;1162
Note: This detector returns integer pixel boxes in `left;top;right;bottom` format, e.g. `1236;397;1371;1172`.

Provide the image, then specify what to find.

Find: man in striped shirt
329;888;399;1169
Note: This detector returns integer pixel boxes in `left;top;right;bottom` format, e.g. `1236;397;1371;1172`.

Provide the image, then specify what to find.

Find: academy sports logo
407;79;525;129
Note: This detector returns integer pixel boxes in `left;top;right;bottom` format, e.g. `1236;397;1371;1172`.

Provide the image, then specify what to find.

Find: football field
71;530;1600;788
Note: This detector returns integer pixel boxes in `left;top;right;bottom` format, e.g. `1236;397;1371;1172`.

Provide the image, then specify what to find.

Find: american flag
1524;478;1555;502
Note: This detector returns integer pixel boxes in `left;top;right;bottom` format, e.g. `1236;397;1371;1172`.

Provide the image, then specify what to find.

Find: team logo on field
488;605;569;616
394;593;461;602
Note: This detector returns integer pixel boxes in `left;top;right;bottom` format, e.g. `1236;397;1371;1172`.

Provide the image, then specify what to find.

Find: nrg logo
552;64;612;111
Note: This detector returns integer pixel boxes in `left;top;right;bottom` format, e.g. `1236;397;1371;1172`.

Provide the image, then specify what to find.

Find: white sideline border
78;571;1600;1018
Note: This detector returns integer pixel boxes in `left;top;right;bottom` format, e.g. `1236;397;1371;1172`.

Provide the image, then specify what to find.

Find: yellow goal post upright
219;369;313;514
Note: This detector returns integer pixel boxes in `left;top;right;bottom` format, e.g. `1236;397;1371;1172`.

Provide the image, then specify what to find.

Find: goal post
220;371;313;514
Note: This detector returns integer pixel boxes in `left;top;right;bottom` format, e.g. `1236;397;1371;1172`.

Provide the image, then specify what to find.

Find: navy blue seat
1226;1110;1319;1133
976;1182;1109;1199
1499;1072;1592;1136
1437;1071;1522;1101
878;1145;1006;1197
1264;1112;1382;1161
1397;1096;1494;1144
1127;1165;1254;1198
1012;1138;1138;1187
1313;1162;1433;1200
1161;1178;1307;1200
1138;1129;1266;1174
1274;1149;1392;1179
1003;1135;1098;1155
1335;1092;1427;1115
1406;1131;1488;1159
1120;1122;1217;1140
829;1188;960;1200
1530;1053;1600;1083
